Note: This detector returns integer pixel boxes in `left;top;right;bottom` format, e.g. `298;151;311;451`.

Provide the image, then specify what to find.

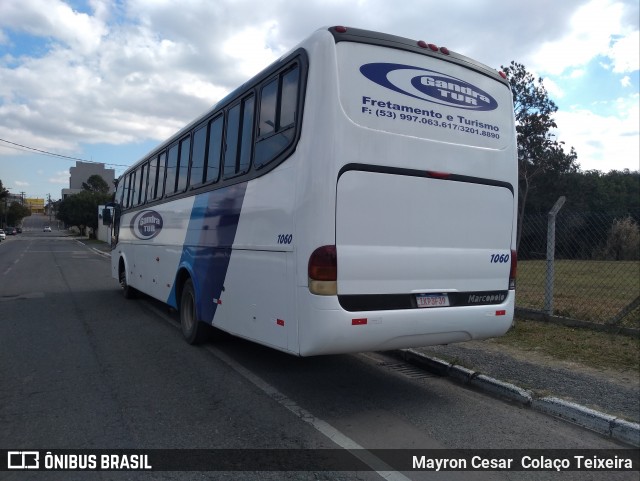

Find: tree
7;201;31;226
57;190;111;236
82;174;110;194
0;180;8;202
57;175;112;236
501;61;579;249
0;180;10;227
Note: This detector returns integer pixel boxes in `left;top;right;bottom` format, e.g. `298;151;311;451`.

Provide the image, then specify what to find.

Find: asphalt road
0;223;637;480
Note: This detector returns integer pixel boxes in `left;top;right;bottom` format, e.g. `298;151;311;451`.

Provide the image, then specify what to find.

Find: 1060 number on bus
490;254;510;263
277;234;293;245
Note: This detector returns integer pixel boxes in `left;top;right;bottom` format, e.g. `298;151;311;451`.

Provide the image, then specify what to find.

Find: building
61;161;115;199
25;198;45;214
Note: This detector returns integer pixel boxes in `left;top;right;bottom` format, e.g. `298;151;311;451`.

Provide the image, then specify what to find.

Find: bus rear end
299;27;517;356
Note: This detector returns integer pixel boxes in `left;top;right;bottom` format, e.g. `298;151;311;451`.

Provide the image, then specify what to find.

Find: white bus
110;26;518;356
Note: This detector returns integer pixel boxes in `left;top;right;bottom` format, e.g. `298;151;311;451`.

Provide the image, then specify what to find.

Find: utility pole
48;194;52;222
4;188;10;228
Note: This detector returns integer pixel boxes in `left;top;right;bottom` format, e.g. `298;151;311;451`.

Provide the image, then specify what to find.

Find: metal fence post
544;196;566;315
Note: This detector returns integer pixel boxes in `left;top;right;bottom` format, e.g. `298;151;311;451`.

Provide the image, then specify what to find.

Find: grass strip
495;318;640;373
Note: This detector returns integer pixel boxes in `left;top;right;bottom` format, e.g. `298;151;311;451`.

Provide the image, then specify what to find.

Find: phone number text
375;109;501;139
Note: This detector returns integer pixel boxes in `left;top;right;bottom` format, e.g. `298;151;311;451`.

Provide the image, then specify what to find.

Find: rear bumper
297;288;515;356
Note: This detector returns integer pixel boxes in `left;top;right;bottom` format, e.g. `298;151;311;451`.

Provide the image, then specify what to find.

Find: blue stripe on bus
168;183;248;323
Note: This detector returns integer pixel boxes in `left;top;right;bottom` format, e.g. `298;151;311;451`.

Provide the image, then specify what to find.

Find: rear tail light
509;249;517;290
309;245;337;295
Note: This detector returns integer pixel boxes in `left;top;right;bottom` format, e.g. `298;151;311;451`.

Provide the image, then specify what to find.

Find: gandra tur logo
360;63;498;111
131;210;163;240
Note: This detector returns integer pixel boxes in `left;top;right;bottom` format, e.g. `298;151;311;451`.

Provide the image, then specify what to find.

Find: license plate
416;293;450;308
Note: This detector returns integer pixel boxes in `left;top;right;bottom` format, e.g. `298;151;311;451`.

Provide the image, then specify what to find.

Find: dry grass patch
495;318;640;373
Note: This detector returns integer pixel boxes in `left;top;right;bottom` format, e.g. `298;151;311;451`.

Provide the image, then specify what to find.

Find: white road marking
146;302;412;481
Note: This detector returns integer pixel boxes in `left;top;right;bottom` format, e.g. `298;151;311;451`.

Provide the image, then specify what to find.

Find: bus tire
180;278;210;345
119;264;137;299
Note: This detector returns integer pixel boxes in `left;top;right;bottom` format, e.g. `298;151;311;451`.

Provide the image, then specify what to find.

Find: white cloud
529;0;632;75
542;78;565;99
14;181;29;186
621;76;631;87
555;94;639;172
0;0;108;54
608;30;639;73
222;22;282;78
48;171;70;184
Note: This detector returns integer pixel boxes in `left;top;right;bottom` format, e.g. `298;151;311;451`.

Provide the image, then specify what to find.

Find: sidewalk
395;339;639;446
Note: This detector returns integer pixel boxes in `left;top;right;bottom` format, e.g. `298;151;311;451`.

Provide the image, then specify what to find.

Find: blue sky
0;0;638;201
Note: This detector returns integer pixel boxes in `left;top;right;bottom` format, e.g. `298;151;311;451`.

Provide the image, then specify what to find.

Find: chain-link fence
517;201;640;329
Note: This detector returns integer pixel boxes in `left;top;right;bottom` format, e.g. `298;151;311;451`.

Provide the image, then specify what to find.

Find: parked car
0;229;5;241
16;227;22;233
5;227;16;235
43;226;52;232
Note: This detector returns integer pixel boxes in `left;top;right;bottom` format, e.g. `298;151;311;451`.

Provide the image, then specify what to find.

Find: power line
0;137;130;168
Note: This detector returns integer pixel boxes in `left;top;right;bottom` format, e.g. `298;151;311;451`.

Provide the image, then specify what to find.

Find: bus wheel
180;278;210;345
119;265;137;299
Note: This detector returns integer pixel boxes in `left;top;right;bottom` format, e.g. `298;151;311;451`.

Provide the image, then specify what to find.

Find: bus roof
327;26;509;87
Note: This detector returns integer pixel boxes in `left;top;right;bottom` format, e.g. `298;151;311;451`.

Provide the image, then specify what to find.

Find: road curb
394;348;640;447
74;239;111;259
90;247;111;259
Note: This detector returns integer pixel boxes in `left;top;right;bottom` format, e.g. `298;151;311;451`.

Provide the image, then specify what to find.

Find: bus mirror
102;208;113;226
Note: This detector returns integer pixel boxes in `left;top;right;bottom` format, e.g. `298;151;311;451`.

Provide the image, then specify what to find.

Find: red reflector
427;170;451;179
334;26;347;33
499;71;507;79
309;245;337;281
440;46;450;55
276;319;285;326
428;43;438;51
496;310;506;316
417;40;428;49
352;318;367;325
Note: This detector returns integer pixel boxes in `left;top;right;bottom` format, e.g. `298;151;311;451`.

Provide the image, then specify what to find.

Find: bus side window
258;78;277;138
205;115;223;183
280;66;299;128
146;156;157;201
223;94;254;179
191;125;207;187
115;177;125;207
156;152;166;199
137;162;148;205
238;95;254;175
255;64;299;168
223;104;241;179
166;143;179;195
129;170;138;208
122;174;131;209
176;135;191;193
